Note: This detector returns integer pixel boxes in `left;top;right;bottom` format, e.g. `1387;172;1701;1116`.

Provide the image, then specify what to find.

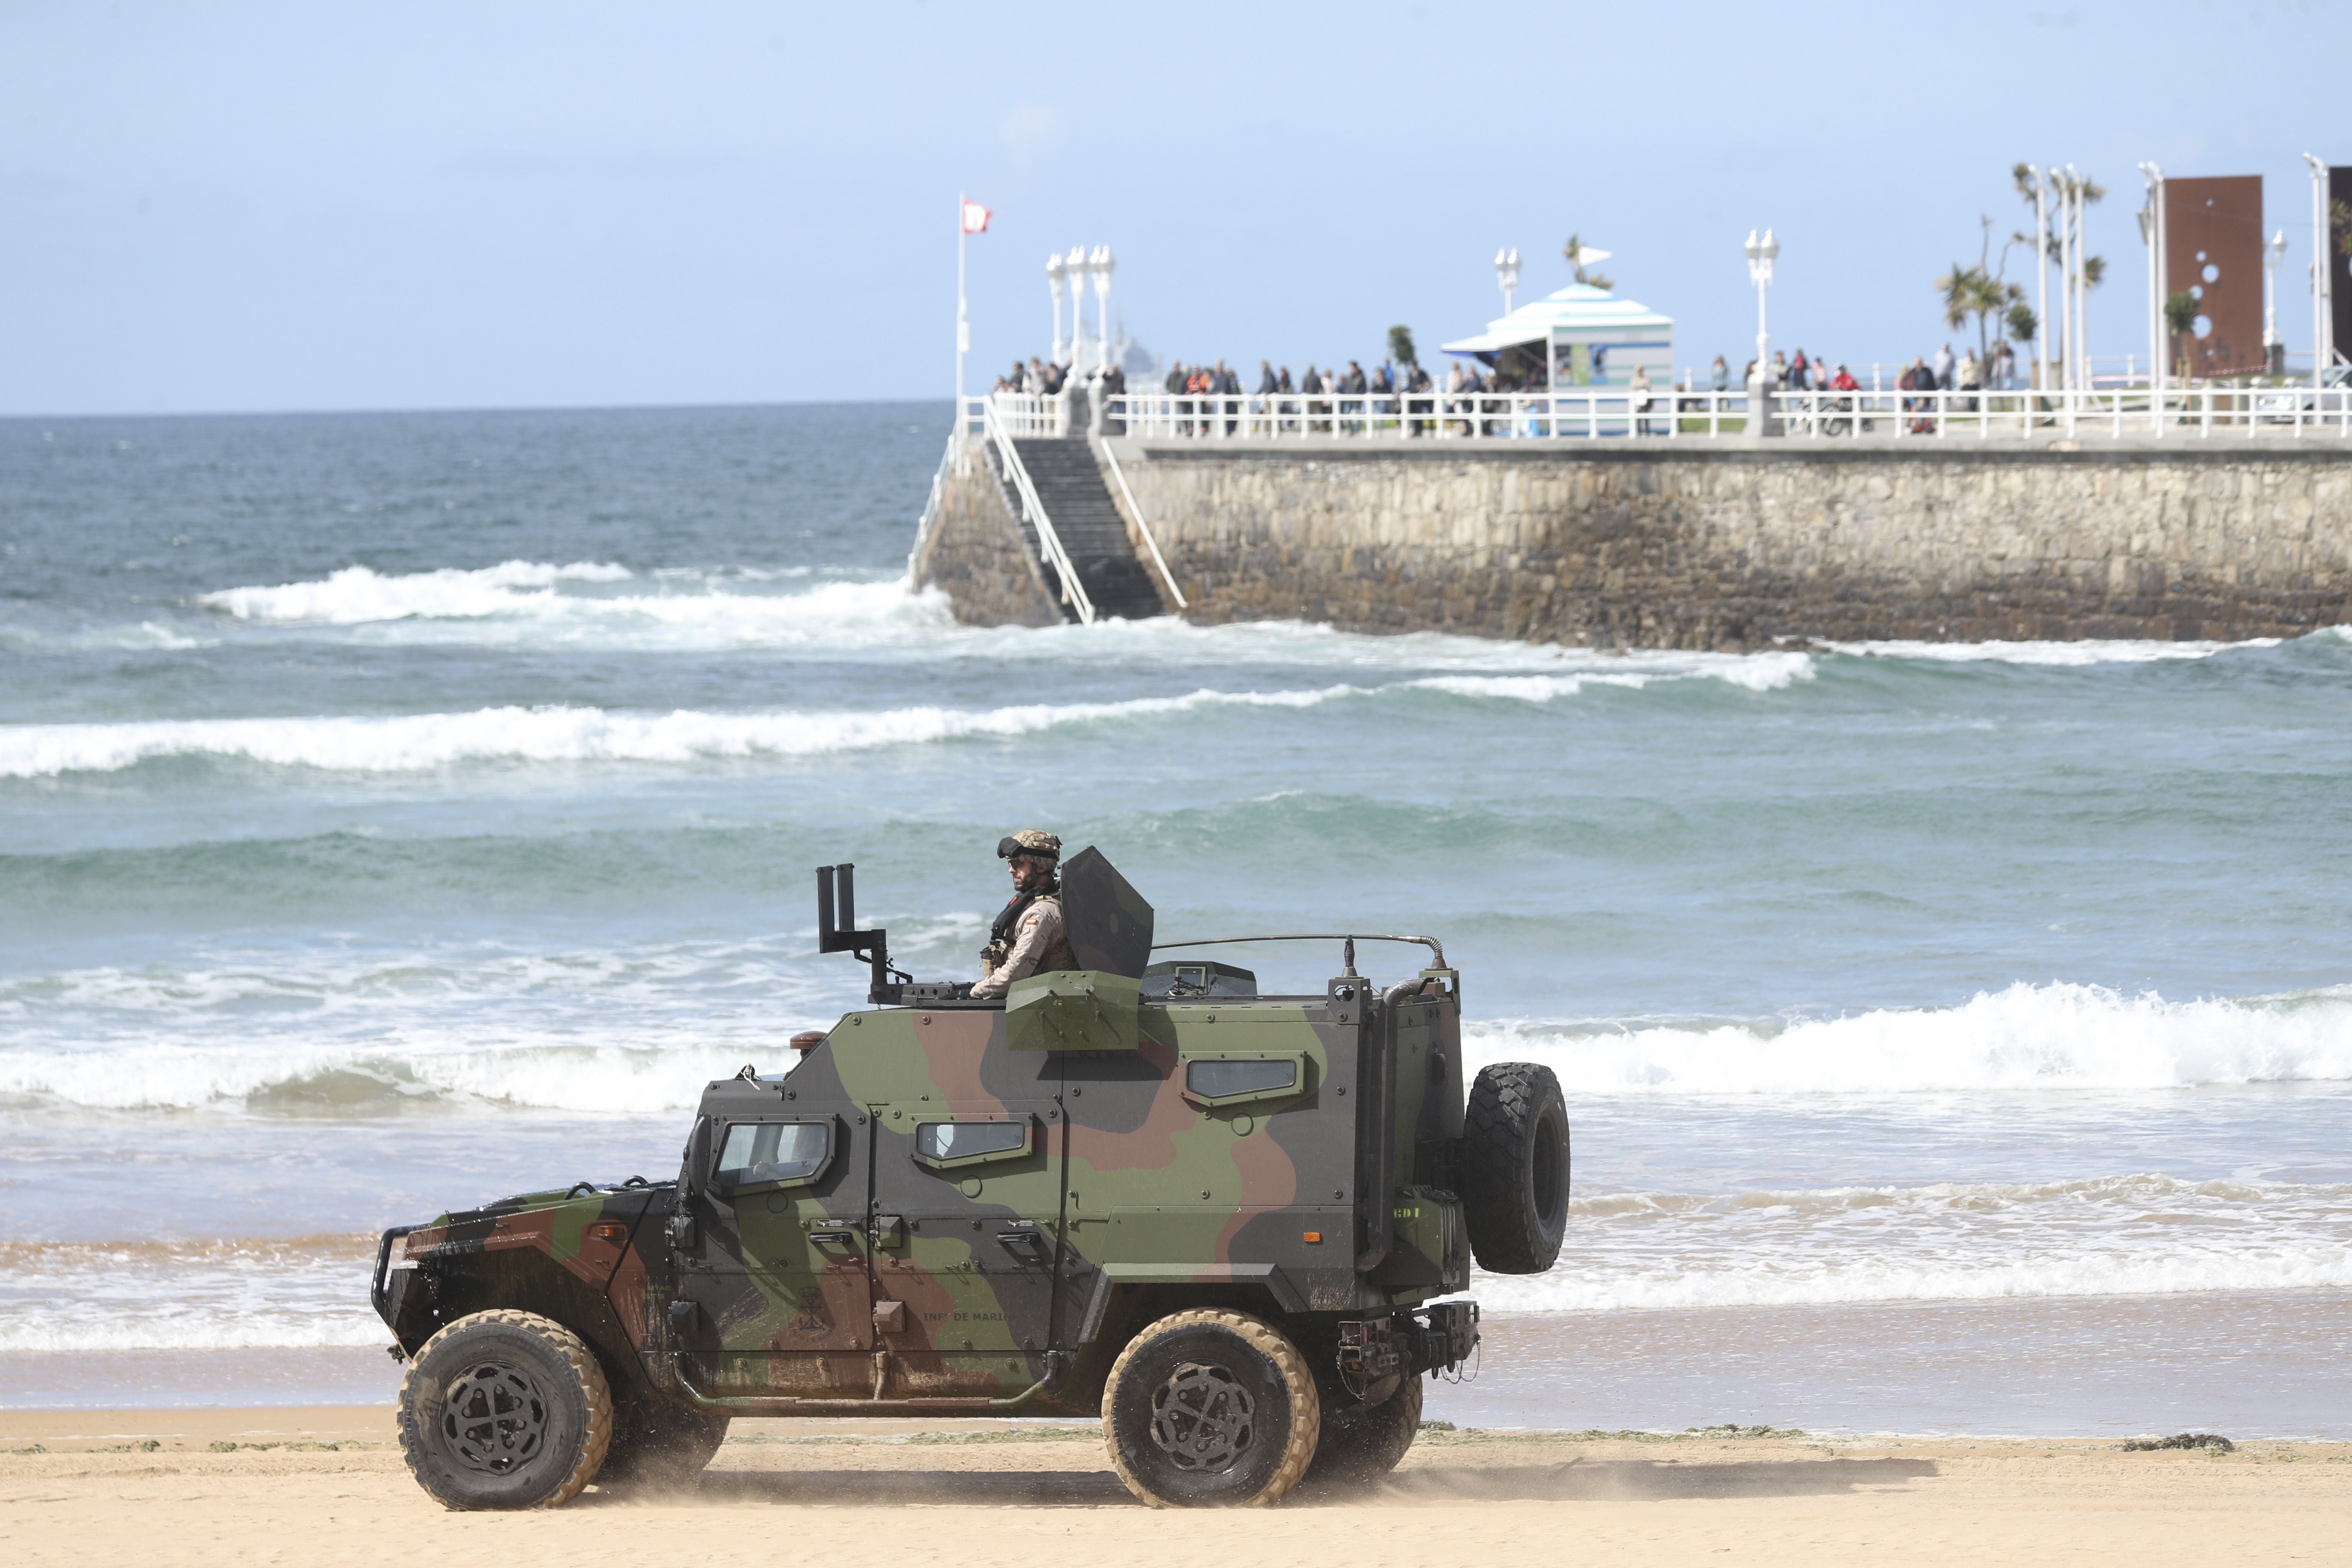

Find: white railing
1106;386;2352;443
988;389;1071;438
982;398;1096;624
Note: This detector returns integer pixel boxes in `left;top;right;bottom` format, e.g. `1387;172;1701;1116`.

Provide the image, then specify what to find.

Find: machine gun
815;863;914;1005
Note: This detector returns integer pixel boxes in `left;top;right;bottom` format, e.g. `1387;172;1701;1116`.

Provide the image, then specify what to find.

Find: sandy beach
5;1407;2347;1568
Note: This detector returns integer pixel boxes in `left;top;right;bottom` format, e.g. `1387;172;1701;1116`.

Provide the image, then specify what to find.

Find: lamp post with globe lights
1744;228;1780;436
1065;243;1089;364
1090;248;1115;370
1494;248;1520;315
1045;252;1068;366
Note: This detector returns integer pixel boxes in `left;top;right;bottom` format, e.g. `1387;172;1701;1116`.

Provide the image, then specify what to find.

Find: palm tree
2162;291;2199;380
1936;215;2024;373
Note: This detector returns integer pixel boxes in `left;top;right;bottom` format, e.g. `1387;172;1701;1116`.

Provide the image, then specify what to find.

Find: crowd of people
1709;340;2021;398
988;337;2031;442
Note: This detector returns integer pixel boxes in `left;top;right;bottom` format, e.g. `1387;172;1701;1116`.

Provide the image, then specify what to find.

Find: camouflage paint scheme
376;967;1473;1419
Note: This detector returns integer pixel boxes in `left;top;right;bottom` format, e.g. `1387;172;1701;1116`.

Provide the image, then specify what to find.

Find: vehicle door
865;1011;1066;1396
678;1110;875;1397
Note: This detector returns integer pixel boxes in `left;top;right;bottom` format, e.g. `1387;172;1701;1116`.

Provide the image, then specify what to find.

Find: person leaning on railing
1101;362;1125;435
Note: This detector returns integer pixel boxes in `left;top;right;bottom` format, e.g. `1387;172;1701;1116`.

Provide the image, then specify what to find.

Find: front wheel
1305;1373;1422;1487
397;1309;613;1510
1102;1309;1320;1508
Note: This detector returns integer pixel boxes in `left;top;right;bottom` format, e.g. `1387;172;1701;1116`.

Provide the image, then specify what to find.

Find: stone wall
1099;438;2352;648
911;441;1064;628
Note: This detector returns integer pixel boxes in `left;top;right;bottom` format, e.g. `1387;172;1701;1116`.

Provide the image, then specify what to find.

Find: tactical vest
989;887;1076;976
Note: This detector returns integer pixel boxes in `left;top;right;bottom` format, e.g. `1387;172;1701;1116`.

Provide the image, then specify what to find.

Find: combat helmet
997;829;1061;861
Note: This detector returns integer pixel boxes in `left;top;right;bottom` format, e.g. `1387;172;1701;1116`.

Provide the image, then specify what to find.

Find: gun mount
815;862;912;1005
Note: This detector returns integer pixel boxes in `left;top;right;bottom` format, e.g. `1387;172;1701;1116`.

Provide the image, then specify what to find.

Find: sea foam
1473;1170;2352;1313
201;560;634;623
1464;982;2352;1094
0;689;1366;778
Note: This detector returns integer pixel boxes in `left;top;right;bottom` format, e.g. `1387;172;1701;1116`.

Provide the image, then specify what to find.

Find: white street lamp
1065;242;1088;364
2264;227;2288;375
2067;165;2092;391
2306;153;2334;390
2027;166;2050;392
1045;252;1067;366
1494;248;1520;315
2138;163;2165;397
1090;247;1116;370
1744;228;1779;435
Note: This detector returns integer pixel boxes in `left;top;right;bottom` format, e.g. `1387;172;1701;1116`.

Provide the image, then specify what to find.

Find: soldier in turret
968;829;1078;998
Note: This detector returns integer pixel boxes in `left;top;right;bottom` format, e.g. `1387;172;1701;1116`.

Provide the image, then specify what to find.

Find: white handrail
1096;438;1186;609
1104;385;2352;443
984;400;1097;625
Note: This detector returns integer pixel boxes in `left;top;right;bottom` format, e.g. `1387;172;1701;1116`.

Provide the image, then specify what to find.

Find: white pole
1097;249;1117;371
2063;171;2078;390
2308;153;2334;389
2033;168;2049;392
956;194;969;405
1046;254;1065;367
2052;170;2068;389
2076;175;2092;390
2264;231;2278;374
2154;163;2164;399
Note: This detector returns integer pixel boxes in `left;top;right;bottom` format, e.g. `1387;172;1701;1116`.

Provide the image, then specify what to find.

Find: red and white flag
959;199;992;235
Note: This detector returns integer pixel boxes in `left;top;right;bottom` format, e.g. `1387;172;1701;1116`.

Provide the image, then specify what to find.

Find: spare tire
1461;1062;1570;1274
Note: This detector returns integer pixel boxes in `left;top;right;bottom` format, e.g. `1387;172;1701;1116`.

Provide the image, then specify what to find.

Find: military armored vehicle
371;849;1570;1510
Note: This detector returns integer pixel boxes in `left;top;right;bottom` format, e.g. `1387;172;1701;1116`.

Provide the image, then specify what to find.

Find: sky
2;0;2346;415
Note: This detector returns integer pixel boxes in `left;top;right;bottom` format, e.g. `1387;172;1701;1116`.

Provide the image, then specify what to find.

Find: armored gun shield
1058;847;1153;977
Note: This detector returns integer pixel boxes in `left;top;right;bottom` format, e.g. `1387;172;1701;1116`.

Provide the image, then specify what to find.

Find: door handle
810;1230;858;1252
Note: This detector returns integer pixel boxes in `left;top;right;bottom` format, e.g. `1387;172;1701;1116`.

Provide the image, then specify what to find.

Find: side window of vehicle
913;1118;1031;1169
712;1120;833;1194
1182;1055;1304;1107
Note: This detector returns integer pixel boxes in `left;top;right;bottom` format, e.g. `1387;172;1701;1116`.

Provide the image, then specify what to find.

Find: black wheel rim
440;1359;551;1474
1149;1360;1256;1472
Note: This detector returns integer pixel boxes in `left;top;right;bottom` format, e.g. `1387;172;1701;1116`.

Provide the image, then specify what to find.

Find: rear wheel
592;1396;729;1494
1102;1309;1320;1508
397;1310;612;1510
1462;1062;1571;1274
1305;1372;1422;1487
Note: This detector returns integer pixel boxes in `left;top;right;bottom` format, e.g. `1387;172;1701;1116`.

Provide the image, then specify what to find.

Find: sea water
3;404;2347;1431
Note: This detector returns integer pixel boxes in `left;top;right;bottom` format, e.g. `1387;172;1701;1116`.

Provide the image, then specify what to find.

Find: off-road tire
1304;1372;1422;1487
1102;1308;1320;1508
397;1309;613;1510
1461;1061;1571;1274
592;1396;729;1494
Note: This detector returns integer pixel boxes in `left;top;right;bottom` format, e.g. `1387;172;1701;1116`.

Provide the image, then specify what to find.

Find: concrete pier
918;435;2352;650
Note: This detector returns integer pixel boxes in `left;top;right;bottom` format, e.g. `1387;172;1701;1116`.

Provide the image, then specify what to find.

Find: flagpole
956;193;968;407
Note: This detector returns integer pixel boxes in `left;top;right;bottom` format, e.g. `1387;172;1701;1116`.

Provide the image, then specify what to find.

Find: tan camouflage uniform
970;829;1078;998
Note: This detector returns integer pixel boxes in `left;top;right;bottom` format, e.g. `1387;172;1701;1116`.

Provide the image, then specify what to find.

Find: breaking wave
200;560;634;623
0;657;1825;779
1475;1171;2352;1312
0;1236;385;1352
0;689;1358;777
1462;982;2352;1095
